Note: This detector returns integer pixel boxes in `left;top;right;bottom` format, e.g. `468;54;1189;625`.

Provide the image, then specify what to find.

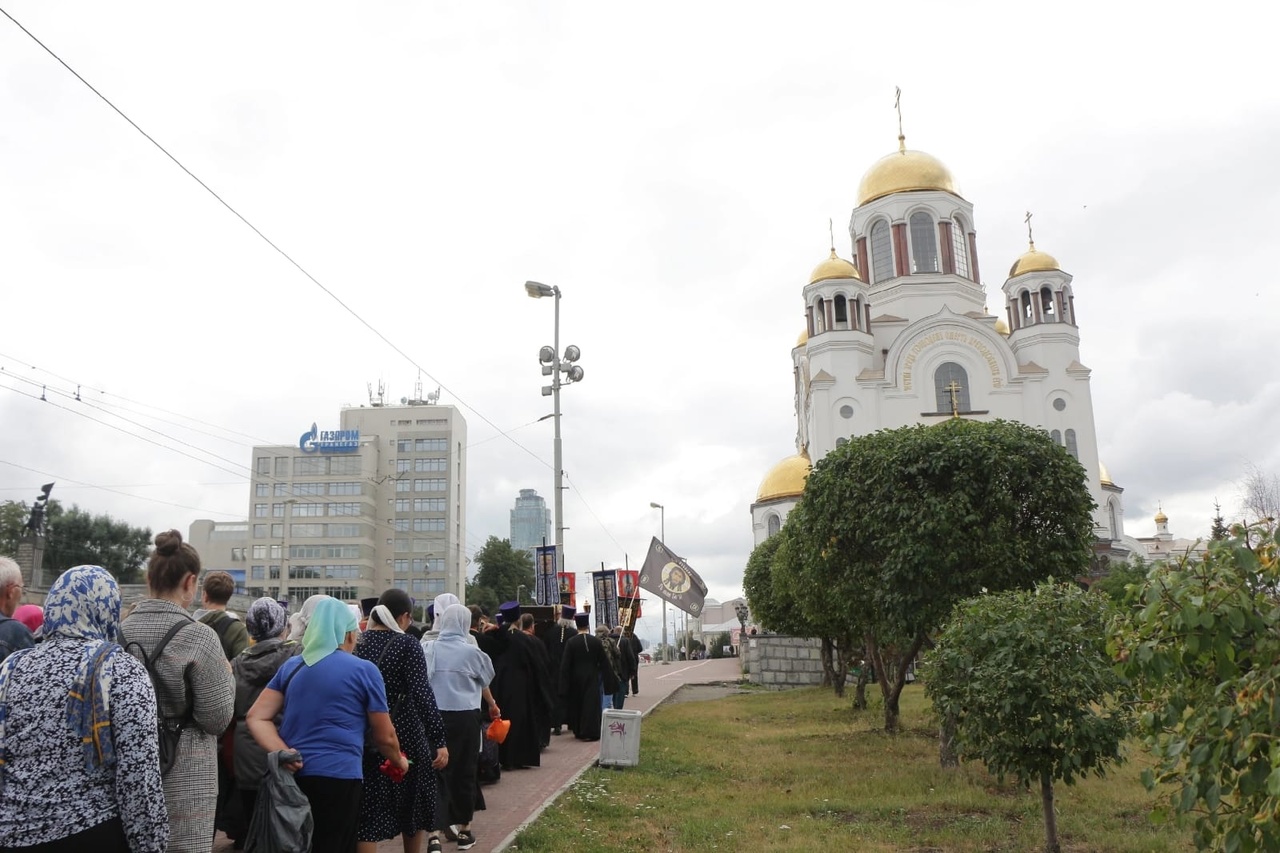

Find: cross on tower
946;379;964;417
1025;210;1035;248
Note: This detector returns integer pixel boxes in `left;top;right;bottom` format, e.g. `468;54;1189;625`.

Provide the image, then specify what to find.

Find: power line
0;458;244;517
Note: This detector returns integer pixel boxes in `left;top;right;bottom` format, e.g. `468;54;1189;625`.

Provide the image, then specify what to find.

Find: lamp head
539;346;555;365
649;502;662;509
525;281;555;298
563;344;581;363
565;365;584;383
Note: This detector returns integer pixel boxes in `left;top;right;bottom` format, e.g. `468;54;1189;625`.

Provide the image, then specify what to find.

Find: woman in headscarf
286;593;326;642
232;597;300;829
247;597;407;853
355;589;449;853
423;604;500;852
0;565;168;853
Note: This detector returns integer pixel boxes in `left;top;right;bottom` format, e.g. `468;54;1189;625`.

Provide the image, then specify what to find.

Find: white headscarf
287;594;327;641
369;604;404;633
431;593;460;625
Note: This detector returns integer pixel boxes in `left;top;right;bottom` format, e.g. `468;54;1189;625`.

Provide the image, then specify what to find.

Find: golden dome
756;452;811;503
1099;461;1113;486
857;143;960;206
994;317;1010;336
809;248;861;284
796;328;808;347
1154;506;1168;524
1009;242;1061;278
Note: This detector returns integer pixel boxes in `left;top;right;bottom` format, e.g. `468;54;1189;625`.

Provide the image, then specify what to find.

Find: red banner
556;572;577;609
617;569;642;624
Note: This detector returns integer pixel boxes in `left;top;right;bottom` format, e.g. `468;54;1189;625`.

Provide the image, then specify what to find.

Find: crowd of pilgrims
0;531;644;853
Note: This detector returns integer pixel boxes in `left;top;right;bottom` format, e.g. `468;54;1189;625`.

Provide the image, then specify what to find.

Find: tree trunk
831;640;850;698
866;631;927;734
853;663;868;710
820;637;834;688
939;715;958;767
1040;771;1060;853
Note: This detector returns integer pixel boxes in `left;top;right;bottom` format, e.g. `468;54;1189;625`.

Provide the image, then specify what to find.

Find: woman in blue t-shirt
247;597;408;853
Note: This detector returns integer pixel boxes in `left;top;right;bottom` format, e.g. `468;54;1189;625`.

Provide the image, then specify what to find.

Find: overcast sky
2;2;1278;640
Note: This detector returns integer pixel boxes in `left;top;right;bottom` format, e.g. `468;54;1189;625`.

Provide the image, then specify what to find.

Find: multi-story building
509;488;551;556
191;400;466;608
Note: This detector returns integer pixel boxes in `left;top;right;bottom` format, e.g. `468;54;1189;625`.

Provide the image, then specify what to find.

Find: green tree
925;582;1131;853
1211;500;1230;541
466;537;533;617
1092;555;1150;607
0;500;31;557
1110;523;1280;852
42;502;152;584
707;631;732;658
786;419;1096;734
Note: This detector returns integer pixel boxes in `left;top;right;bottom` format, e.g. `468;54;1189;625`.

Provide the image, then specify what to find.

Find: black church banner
534;545;558;606
637;537;708;615
592;570;619;631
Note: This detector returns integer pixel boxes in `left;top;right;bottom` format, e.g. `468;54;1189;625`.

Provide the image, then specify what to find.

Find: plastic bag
245;750;314;853
485;717;511;744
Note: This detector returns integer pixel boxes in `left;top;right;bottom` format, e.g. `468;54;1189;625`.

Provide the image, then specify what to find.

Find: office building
509;488;551;555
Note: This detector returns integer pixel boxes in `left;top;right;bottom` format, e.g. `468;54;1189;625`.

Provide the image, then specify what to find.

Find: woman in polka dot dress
355;589;450;853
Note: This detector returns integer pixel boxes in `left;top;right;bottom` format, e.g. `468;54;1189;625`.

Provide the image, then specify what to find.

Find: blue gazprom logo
299;422;360;454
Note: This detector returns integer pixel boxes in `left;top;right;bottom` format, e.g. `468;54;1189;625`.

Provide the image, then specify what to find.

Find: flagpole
650;502;668;665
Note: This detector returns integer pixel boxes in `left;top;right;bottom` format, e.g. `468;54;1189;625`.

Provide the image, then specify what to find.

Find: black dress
354;630;448;842
559;631;617;741
541;621;575;728
491;630;553;768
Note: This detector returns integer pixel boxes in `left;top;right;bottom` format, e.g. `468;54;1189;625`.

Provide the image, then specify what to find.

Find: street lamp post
525;282;584;605
649;501;668;664
516;584;526;604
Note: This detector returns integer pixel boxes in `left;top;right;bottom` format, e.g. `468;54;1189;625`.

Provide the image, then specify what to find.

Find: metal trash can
598;708;642;767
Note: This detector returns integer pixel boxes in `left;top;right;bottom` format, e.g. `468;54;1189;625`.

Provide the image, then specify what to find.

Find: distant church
750;123;1171;566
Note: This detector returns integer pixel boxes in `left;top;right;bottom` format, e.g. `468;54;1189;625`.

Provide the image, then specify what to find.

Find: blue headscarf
301;597;358;666
0;565;123;788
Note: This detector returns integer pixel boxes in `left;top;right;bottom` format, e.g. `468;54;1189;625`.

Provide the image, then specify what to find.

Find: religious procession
0;530;654;853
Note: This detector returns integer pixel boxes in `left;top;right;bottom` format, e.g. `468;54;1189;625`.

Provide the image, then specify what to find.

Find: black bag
244;750;313;853
361;636;407;757
122;619;193;776
477;722;501;785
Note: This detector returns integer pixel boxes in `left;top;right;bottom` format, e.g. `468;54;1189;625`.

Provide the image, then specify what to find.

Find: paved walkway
215;655;744;853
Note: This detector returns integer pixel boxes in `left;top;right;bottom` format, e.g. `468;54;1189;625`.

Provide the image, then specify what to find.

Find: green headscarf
301;597;358;666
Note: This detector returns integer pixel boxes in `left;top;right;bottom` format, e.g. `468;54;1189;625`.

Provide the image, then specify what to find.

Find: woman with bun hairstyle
354;588;449;853
120;530;235;853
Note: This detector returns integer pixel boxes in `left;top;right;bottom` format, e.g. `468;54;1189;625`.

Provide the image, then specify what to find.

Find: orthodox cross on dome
946;379;963;418
1025;210;1036;250
828;217;835;252
895;86;906;152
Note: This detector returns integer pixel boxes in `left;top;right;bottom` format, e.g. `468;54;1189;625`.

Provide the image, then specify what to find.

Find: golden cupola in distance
1009;241;1061;278
756;452;811;502
809;248;861;285
857;136;961;206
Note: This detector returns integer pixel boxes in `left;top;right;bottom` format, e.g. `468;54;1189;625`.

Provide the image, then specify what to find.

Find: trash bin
598;708;642;767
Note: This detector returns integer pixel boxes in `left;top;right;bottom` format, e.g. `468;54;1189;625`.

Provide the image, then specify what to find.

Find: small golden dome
994;318;1010;336
756;452;811;503
1009;242;1061;278
857;144;960;206
796;328;808;347
809;248;861;284
1154;506;1168;524
1099;461;1113;486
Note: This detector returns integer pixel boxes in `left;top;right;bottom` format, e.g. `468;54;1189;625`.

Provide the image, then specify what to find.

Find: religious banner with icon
556;571;577;609
592;570;619;631
534;545;558;606
637;537;708;615
616;569;641;627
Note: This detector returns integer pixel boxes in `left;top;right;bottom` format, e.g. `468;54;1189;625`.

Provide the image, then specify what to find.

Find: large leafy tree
0;500;30;557
33;501;152;584
785;419;1096;733
926;582;1131;853
465;536;534;616
1110;523;1280;852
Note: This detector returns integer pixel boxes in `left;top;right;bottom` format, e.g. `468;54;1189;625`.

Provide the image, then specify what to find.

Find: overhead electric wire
0;458;244;517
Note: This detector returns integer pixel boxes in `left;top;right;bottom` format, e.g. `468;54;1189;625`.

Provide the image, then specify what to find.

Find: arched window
909;212;939;273
1041;287;1057;321
833;294;848;328
1050;429;1062;445
814;297;826;333
1108;500;1120;540
952;217;970;279
1021;290;1034;320
766;514;781;538
1065;429;1078;459
869;220;893;283
933;362;970;414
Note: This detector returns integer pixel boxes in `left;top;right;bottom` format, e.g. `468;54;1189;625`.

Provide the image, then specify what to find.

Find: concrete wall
741;633;826;688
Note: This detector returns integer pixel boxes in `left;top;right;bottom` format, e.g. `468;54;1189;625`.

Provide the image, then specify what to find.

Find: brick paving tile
215;656;744;853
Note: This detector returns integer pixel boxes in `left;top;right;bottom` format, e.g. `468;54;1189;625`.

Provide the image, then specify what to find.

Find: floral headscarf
246;597;288;643
0;566;123;789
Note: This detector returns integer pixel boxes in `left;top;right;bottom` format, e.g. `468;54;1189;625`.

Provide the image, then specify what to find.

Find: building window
1108;500;1120;539
396;459;412;473
952;217;970;279
869;220;893;283
1041;287;1057;321
1050;429;1062;445
394;539;410;553
271;503;286;517
270;523;284;538
274;483;289;497
909;212;938;273
253;503;268;518
416;438;447;451
251;565;264;580
833;294;848;328
328;482;362;496
395;499;411;512
328;502;361;517
414;517;446;532
414;498;446;512
269;544;282;559
252;545;267;559
269;565;281;579
414;479;446;492
415;458;447;472
274;457;289;477
396;439;413;453
293;483;324;497
1065;429;1078;459
256;457;270;475
326;523;362;537
933;362;970;413
329;456;362;475
395;479;411;493
766;514;781;537
255;483;269;497
392;519;410;532
425;578;446;594
292;503;323;517
412;539;437;552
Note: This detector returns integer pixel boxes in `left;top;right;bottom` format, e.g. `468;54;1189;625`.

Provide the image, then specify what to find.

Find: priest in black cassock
491;605;553;769
541;604;577;736
559;612;618;742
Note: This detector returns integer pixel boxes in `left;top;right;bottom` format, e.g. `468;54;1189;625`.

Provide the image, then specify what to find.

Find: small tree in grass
925;581;1131;853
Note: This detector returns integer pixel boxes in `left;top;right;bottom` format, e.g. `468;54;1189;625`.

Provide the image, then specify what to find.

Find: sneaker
442;825;459;841
428;839;443;853
456;830;477;850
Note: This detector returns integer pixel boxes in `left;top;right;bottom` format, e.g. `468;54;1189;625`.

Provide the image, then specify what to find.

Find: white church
750;128;1180;568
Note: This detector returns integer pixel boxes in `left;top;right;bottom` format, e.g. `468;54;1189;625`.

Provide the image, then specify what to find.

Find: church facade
751;132;1140;559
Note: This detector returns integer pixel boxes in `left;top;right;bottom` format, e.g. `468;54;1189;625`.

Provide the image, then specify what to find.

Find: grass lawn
511;684;1192;852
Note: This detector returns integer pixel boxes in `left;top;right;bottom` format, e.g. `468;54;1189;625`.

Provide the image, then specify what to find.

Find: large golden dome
809;248;861;284
857;142;960;206
796;328;808;347
1099;461;1113;486
756;452;811;503
1009;242;1061;278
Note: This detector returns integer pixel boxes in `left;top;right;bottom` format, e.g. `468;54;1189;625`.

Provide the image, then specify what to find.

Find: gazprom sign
299;422;360;454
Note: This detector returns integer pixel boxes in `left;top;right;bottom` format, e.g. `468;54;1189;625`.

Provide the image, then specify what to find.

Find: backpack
122;618;194;776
